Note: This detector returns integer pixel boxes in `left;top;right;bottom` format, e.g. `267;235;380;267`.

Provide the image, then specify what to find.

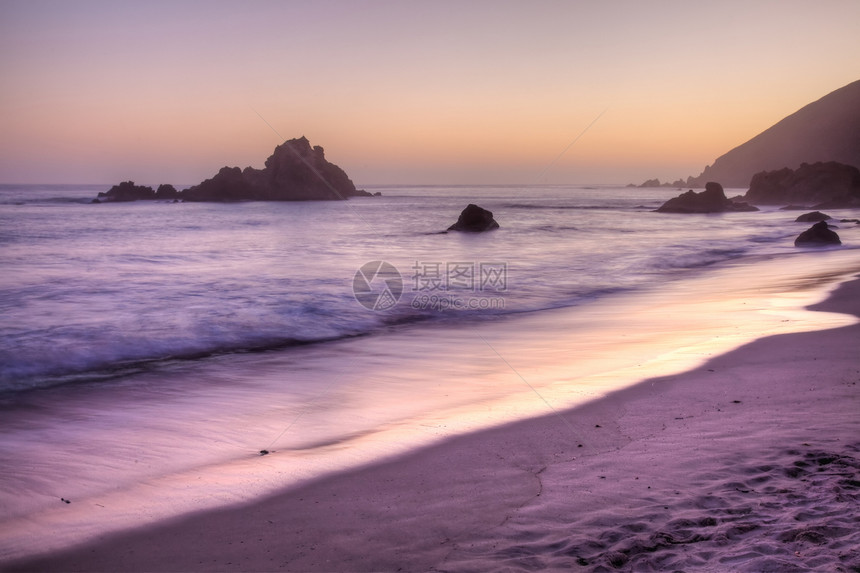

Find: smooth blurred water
0;183;831;391
1;184;859;561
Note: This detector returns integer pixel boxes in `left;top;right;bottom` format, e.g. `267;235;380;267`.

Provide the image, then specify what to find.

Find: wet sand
6;275;859;572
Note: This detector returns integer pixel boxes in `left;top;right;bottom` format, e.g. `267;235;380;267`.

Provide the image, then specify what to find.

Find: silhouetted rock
744;162;860;207
183;137;360;201
96;181;156;202
656;182;759;213
637;177;687;188
155;184;180;200
97;138;364;203
794;221;841;246
686;80;860;187
447;204;500;232
794;211;831;223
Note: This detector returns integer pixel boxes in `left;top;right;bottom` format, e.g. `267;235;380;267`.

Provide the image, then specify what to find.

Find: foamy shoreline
3;252;860;572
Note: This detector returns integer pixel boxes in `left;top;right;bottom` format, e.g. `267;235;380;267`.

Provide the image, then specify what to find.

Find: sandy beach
4;268;858;572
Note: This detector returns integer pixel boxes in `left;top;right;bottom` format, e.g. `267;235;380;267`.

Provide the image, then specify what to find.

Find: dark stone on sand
794;221;841;247
794;211;831;223
656;182;759;213
744;162;860;208
447;204;500;232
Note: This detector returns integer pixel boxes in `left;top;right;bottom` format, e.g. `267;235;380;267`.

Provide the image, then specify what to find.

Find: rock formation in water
182;137;367;201
686;79;860;188
94;181;157;202
794;221;841;247
447;204;500;232
95;137;372;203
794;211;831;223
656;182;758;213
637;178;687;188
742;162;860;208
155;184;181;200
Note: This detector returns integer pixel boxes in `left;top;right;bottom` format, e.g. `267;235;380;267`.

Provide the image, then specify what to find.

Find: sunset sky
1;0;859;185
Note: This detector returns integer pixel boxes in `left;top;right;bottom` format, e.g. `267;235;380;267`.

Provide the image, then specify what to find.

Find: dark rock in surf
97;181;156;202
794;221;841;246
447;204;500;232
155;184;181;200
656;182;759;213
744;162;860;208
95;137;364;203
182;137;361;201
794;211;831;223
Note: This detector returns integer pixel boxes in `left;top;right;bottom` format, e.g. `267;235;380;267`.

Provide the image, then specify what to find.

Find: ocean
1;183;858;560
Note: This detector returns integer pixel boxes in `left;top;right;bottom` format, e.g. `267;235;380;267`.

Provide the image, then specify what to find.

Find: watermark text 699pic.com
352;260;507;312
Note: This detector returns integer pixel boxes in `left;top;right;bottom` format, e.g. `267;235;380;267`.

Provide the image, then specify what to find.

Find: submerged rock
447;204;500;232
794;221;841;246
656;182;759;213
794;211;831;222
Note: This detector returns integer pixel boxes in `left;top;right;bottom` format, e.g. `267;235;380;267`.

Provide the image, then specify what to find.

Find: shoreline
5;269;860;571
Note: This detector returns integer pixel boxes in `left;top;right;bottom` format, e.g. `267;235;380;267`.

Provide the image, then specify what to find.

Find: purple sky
1;0;859;185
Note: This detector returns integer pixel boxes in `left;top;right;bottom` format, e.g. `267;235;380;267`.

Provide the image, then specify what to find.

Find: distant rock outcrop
447;204;500;232
95;181;156;202
155;184;181;200
743;162;860;208
94;138;370;203
686;79;860;188
794;211;831;223
182;137;362;201
656;182;758;214
637;178;687;188
794;221;841;246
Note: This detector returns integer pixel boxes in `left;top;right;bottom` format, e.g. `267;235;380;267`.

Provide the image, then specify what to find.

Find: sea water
1;183;859;559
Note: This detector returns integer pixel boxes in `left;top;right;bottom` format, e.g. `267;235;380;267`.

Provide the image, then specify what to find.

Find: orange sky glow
1;0;859;185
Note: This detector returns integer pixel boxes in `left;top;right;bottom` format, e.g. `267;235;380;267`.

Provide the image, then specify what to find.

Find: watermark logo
353;260;507;311
352;261;403;310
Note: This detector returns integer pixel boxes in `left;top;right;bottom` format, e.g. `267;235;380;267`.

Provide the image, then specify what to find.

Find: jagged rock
96;181;156;202
447;204;500;232
794;221;841;246
97;138;363;203
155;184;180;200
744;162;860;207
656;182;759;213
637;178;686;188
794;211;831;222
182;138;361;201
